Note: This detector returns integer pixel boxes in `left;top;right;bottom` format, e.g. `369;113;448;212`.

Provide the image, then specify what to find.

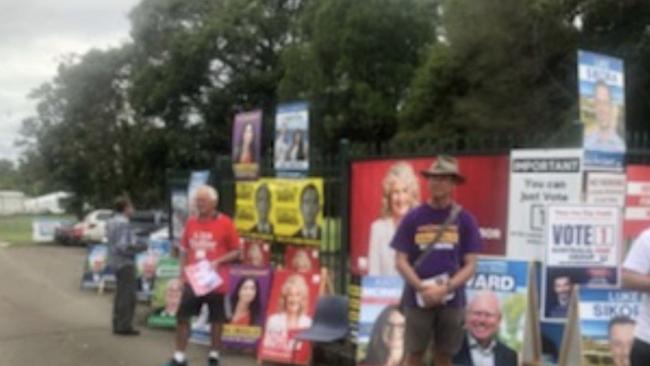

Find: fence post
338;138;350;293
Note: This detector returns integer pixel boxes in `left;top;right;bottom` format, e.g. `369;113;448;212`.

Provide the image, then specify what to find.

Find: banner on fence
232;110;262;180
273;178;324;246
275;102;309;175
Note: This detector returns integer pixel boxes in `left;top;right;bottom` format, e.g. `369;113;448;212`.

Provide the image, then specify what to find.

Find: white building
0;191;26;215
24;191;72;214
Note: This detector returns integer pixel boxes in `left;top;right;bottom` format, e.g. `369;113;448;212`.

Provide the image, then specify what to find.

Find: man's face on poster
554;276;572;305
255;185;271;222
300;187;319;227
594;83;615;131
609;321;635;366
142;255;157;279
466;293;501;344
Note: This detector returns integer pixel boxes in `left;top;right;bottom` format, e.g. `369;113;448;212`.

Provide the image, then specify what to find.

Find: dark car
131;210;169;240
54;222;83;246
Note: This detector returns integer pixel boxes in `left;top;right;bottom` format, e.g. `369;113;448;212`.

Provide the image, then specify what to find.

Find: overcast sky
0;0;141;163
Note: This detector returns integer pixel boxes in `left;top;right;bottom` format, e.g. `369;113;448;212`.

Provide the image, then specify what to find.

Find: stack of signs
507;149;584;261
135;239;172;302
147;257;181;328
32;217;71;242
235;179;274;241
284;246;320;274
559;287;641;366
274;102;310;176
171;189;189;243
258;270;321;365
187;170;210;217
624;165;650;245
578;50;626;171
462;258;541;365
354;276;404;366
232;110;262;180
80;244;116;290
543;205;621;321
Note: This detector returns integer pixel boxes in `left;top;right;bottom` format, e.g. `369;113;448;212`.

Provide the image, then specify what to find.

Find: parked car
54;222;83;246
131;210;169;240
80;209;113;243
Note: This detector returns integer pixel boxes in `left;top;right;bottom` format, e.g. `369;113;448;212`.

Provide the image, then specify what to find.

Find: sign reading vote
547;205;620;267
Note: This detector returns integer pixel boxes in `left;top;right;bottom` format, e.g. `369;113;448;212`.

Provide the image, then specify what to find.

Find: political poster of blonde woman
367;162;420;276
259;270;320;365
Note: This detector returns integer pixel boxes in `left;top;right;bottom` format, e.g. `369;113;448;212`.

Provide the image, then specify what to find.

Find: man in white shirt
622;228;650;365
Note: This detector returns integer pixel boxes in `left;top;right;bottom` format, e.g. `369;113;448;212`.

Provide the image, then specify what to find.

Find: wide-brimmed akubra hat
420;155;466;184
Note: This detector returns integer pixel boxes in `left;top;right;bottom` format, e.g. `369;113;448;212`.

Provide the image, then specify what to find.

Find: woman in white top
368;162;420;276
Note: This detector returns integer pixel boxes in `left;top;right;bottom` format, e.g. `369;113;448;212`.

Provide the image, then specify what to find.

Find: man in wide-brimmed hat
391;155;482;366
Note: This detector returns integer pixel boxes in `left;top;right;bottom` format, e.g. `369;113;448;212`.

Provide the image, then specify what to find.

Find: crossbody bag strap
412;202;462;270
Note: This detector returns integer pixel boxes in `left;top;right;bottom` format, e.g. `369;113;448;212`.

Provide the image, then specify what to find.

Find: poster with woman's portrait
80;244;116;290
221;266;272;348
232;110;262;180
242;238;271;268
284;245;320;274
275;101;309;175
355;276;404;366
349;155;509;276
259;269;321;365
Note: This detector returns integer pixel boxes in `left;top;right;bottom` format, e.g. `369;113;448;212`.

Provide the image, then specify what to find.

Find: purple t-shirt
390;203;482;308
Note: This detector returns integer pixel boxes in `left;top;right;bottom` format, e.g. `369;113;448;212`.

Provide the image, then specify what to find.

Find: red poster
284;246;320;273
258;270;321;365
349;155;509;275
624;165;650;242
242;238;271;268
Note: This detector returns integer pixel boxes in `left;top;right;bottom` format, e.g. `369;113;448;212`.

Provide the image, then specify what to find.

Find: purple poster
232;110;262;179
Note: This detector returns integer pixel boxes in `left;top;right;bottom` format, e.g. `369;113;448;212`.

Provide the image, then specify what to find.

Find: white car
80;209;113;243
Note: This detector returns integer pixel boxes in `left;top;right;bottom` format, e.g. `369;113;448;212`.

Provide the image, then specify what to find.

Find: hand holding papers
185;259;222;296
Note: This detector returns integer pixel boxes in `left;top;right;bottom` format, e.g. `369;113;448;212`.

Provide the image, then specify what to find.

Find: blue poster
80;244;116;290
578;288;641;366
465;258;529;356
578;50;625;170
274;101;309;176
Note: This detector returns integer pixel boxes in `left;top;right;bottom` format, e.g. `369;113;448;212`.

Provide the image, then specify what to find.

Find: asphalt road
0;244;258;366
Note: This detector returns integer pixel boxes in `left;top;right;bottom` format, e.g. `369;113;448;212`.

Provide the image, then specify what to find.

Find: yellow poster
272;178;324;246
236;179;275;241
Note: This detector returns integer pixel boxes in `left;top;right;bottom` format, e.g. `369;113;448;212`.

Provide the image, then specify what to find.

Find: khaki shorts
404;305;465;356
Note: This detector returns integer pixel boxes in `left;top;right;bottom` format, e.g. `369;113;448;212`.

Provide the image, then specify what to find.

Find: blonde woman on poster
261;274;312;352
368;162;420;276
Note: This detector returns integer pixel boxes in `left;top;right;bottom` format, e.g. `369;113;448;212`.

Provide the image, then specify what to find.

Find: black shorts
176;284;226;323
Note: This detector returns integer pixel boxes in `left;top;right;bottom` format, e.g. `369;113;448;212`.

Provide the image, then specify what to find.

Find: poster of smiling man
578;50;626;171
273;178;324;246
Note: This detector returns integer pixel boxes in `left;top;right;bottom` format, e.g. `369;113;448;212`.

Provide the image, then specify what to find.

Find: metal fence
169;128;650;295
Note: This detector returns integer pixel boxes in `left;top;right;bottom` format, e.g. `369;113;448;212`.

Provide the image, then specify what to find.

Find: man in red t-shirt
166;185;241;366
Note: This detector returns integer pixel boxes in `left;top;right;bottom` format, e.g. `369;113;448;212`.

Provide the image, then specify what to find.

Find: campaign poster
188;170;210;216
273;178;324;246
135;239;172;301
80;244;116;290
586;172;626;206
275;101;309;175
259;270;321;365
32;217;71;242
350;155;509;276
241;238;271;267
463;258;529;356
284;245;320;273
232;110;262;180
222;266;273;348
543;205;621;321
235;179;275;241
578;50;625;171
578;288;641;366
624;165;650;244
171;189;188;243
507;149;584;261
147;257;181;328
354;276;404;366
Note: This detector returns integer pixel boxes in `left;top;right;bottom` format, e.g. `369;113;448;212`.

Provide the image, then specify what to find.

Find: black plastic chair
293;295;353;366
